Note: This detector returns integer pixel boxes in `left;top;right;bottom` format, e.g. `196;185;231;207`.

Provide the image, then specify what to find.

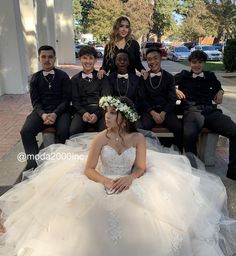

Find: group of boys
20;44;236;181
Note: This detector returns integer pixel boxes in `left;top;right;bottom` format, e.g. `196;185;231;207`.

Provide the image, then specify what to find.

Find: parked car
94;45;104;58
167;46;190;61
75;44;104;58
141;42;167;60
75;44;86;58
184;41;198;50
212;43;223;52
191;45;223;61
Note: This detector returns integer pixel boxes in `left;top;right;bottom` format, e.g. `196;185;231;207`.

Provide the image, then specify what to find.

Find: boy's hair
146;47;162;57
114;49;130;61
188;50;208;62
79;45;97;58
38;45;56;56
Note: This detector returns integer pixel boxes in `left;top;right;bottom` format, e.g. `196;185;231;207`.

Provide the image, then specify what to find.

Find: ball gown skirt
0;133;235;256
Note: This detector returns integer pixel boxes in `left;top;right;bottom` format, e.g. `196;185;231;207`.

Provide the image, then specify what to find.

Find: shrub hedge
223;39;236;72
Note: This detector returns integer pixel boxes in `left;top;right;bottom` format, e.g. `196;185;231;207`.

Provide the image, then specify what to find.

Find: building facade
0;0;75;95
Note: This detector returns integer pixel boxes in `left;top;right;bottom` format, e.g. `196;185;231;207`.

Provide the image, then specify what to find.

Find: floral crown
99;96;139;122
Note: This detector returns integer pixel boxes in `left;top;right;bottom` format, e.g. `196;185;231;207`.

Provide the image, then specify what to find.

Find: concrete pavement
0;59;236;217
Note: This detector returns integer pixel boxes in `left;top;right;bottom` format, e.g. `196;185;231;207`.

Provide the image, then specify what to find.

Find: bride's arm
84;132;114;189
131;133;146;179
112;133;146;193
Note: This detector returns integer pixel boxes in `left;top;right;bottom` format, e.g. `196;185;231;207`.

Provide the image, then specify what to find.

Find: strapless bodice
100;145;136;176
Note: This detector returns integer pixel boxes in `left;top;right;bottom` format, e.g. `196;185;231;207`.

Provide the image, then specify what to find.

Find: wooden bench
41;127;97;148
151;125;219;166
41;124;219;166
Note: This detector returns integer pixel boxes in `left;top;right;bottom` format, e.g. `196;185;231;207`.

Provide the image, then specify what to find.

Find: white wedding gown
0;133;236;256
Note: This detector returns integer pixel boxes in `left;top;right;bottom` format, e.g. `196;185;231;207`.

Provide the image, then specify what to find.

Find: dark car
141;42;167;60
184;41;198;50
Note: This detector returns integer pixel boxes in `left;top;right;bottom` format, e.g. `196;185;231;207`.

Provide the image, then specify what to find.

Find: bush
223;39;236;72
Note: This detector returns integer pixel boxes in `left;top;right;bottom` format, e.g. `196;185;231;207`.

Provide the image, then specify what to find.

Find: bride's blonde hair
105;16;134;63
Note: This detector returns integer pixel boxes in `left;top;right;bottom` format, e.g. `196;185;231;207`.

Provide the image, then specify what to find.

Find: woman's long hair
105;16;134;63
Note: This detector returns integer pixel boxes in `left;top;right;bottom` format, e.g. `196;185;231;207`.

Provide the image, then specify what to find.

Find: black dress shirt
174;70;223;109
71;70;111;118
138;69;177;114
109;72;140;105
101;40;145;74
30;68;71;117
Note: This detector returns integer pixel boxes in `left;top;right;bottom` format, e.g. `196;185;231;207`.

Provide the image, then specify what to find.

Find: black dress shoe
14;164;37;184
24;161;37;170
226;170;236;181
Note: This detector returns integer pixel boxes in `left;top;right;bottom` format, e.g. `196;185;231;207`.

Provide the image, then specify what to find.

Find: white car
191;45;223;61
95;46;104;58
167;46;190;61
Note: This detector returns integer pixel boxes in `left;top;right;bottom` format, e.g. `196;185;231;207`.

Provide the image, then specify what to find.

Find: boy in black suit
108;49;140;108
175;50;236;180
20;45;71;170
138;47;183;151
70;46;111;136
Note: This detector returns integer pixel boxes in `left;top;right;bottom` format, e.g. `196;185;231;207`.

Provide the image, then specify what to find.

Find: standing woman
98;16;147;78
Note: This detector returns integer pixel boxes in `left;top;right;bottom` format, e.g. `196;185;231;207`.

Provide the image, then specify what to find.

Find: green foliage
80;0;94;33
151;0;178;40
177;0;218;41
223;39;236;72
205;0;236;41
88;0;123;42
182;61;225;71
73;0;82;42
175;0;236;42
176;0;195;16
124;0;153;40
87;0;153;42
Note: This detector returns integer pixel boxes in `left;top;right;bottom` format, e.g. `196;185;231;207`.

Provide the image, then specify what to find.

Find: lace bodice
100;145;136;175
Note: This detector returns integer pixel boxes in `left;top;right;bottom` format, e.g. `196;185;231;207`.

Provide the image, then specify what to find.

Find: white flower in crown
99;96;139;122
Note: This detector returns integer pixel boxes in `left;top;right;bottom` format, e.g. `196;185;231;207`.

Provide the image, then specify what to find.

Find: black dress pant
183;108;236;179
70;106;105;136
140;112;183;151
20;111;71;169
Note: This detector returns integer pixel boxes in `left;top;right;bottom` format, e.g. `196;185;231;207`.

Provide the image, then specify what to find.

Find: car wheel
97;52;102;58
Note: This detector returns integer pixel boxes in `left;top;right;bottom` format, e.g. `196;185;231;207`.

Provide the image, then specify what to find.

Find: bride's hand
112;176;134;193
103;177;115;190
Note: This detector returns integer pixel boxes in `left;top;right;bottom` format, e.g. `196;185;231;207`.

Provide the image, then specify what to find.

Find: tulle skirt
0;133;236;256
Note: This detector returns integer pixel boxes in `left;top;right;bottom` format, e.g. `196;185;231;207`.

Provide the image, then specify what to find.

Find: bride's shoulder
131;132;145;144
92;130;109;147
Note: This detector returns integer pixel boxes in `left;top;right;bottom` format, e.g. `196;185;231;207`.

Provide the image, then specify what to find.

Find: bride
0;96;236;256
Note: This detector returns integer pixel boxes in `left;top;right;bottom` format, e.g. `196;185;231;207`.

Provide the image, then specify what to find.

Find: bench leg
197;133;219;166
42;133;56;147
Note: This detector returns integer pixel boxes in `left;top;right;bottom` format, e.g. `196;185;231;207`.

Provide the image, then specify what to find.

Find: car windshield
202;46;215;51
146;43;162;48
175;47;189;52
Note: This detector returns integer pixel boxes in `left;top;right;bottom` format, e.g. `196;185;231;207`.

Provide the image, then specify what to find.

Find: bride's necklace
116;77;129;97
149;70;163;90
109;131;123;143
43;74;55;89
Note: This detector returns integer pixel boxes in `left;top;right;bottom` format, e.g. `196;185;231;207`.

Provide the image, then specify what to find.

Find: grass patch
181;61;225;71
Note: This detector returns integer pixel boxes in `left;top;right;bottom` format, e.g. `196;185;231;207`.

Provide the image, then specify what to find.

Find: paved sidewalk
0;60;236;217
